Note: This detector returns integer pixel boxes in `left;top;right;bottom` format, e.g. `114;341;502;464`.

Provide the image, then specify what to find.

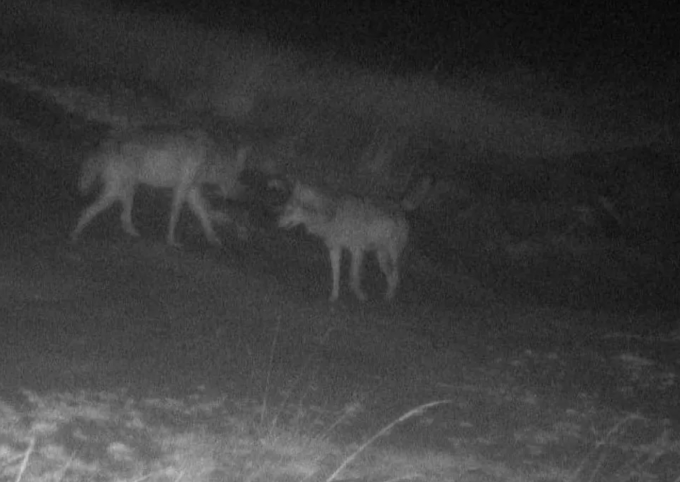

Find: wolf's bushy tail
78;151;107;194
78;135;122;194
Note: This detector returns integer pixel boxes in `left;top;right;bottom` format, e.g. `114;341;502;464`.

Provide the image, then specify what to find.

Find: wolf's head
278;182;327;229
201;144;251;200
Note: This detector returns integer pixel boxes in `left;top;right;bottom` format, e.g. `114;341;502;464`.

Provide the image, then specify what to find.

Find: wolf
70;126;250;247
278;181;410;302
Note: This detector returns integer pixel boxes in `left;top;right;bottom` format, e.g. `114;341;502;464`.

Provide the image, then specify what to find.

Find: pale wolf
278;181;409;301
70;126;249;246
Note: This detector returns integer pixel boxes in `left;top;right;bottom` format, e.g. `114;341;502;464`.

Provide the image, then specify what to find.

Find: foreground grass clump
0;391;456;482
2;390;678;482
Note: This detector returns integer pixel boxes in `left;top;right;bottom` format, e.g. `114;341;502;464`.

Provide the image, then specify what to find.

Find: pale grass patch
0;390;458;482
2;383;680;482
324;401;451;482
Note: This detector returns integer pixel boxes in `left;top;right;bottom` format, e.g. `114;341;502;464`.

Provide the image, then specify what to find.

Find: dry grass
2;389;678;482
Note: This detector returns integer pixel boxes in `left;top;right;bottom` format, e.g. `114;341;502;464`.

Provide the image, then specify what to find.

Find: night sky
121;0;679;86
